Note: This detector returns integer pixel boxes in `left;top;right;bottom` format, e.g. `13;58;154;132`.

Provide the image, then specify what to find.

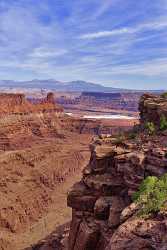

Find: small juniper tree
160;115;167;131
145;121;155;135
133;174;167;216
161;92;167;98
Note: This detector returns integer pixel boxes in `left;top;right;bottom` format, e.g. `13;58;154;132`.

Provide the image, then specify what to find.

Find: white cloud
80;20;167;39
101;58;167;77
30;47;68;58
80;28;132;39
0;2;63;60
0;0;167;89
93;0;121;19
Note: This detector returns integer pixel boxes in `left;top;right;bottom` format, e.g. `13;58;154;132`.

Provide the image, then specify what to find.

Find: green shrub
114;134;125;146
133;175;167;216
128;132;137;140
145;121;156;135
161;92;167;98
160;115;167;131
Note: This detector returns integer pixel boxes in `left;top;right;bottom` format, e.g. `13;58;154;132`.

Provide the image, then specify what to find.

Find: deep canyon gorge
0;92;136;250
27;92;167;250
1;0;167;249
0;91;166;250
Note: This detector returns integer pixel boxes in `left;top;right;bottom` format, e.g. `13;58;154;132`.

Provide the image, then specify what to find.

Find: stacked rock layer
68;93;167;250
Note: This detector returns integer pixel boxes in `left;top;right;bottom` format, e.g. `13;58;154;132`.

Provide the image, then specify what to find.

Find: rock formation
46;92;55;104
0;92;136;249
0;93;63;115
69;92;142;112
139;93;167;127
67;93;167;250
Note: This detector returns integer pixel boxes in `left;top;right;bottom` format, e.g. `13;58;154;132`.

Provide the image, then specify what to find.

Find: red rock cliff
139;93;167;127
0;93;63;115
67;93;167;250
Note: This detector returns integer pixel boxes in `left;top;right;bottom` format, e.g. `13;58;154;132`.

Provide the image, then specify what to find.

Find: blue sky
0;0;167;89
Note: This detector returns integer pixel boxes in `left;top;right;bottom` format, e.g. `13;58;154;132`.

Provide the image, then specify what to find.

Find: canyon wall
0;92;135;250
0;93;63;115
67;93;167;250
139;93;167;126
59;92;142;112
0;93;88;249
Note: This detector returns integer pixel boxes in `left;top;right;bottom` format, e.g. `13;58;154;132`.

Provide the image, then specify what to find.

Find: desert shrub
160;115;167;131
161;92;167;98
145;121;156;135
128;132;137;140
133;175;167;216
114;134;125;146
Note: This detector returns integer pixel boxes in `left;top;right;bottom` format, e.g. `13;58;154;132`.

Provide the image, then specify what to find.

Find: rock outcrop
67;93;167;250
106;212;167;250
0;92;136;249
139;93;167;127
0;93;63;115
74;92;142;112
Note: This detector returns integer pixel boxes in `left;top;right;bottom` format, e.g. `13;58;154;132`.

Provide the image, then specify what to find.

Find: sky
0;0;167;90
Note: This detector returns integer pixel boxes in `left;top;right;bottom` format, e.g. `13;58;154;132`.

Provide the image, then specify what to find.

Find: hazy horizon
0;1;167;89
0;78;166;91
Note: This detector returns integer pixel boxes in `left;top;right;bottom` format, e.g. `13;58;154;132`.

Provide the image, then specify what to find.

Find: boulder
106;216;167;250
94;197;110;220
72;221;100;250
67;182;97;211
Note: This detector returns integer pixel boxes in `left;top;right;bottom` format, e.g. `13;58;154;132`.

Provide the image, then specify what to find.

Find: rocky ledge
67;93;167;250
0;92;63;115
139;93;167;127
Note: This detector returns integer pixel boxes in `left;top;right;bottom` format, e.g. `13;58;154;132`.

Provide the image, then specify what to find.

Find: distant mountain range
0;79;164;93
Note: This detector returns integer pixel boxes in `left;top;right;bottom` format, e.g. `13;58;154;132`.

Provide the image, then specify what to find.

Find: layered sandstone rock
62;92;142;112
68;137;167;250
0;93;92;249
139;93;167;127
0;92;136;249
67;93;167;250
0;93;63;115
106;211;167;250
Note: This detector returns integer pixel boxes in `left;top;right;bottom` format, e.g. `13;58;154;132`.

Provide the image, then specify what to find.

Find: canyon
0;92;136;250
20;93;167;250
75;92;141;112
0;87;142;115
1;91;166;250
55;91;141;115
66;93;167;250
